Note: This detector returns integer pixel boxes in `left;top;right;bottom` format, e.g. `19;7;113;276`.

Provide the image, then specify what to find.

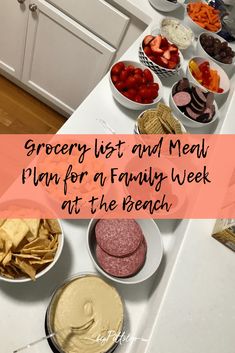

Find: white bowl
184;4;222;38
87;218;163;285
134;108;187;134
186;56;230;100
109;60;163;110
139;39;182;79
149;0;181;12
160;17;195;50
0;219;64;283
169;80;219;128
196;32;235;74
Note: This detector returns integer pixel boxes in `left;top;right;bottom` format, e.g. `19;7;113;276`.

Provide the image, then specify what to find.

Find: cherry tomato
111;62;125;76
115;81;126;92
128;88;137;100
111;75;119;84
144;69;154;83
126;65;135;75
143;98;153;104
149;87;158;99
151;83;159;90
139;87;149;99
126;76;137;89
141;77;147;85
133;74;142;85
120;69;129;82
134;68;143;75
123;91;133;100
134;95;142;103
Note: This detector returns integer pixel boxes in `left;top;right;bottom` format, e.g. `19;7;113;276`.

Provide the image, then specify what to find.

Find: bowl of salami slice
169;77;219;128
87;218;163;285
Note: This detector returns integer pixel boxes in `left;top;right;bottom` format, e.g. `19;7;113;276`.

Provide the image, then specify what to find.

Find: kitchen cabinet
0;0;147;115
0;0;29;79
22;0;116;114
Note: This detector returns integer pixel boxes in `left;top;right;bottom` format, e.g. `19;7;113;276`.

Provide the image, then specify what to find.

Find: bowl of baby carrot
184;1;222;38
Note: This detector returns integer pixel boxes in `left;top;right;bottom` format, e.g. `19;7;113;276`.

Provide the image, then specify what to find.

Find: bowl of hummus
46;274;124;353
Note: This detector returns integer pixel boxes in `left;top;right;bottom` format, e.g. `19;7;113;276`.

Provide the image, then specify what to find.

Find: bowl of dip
46;274;124;353
160;17;195;50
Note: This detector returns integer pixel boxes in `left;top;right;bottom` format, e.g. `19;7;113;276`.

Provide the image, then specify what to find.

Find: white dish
196;32;235;75
0;219;64;283
87;218;163;285
184;3;222;38
160;17;195;50
109;60;163;110
169;80;219;128
149;0;181;12
186;56;230;101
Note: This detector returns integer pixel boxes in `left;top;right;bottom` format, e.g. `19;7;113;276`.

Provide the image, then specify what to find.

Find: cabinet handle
17;0;26;3
29;3;37;11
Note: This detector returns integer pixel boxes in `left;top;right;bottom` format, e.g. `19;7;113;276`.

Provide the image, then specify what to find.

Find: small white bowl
196;32;235;74
160;17;195;50
149;0;181;12
184;4;222;38
87;218;163;285
134;108;187;134
139;39;182;79
109;60;163;110
0;219;64;283
186;56;230;100
169;80;219;128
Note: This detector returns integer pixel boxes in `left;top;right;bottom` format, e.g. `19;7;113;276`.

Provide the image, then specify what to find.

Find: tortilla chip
23;219;40;239
1;219;29;249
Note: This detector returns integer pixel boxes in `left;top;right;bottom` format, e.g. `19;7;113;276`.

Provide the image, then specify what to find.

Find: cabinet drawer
46;0;129;48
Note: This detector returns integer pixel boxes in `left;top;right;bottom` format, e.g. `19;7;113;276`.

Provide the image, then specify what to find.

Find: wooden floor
0;75;66;134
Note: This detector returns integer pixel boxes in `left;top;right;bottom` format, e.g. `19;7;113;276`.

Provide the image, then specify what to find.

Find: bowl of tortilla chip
0;218;64;282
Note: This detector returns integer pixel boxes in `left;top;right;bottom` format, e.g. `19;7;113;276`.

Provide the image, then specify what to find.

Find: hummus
49;275;124;353
161;18;194;50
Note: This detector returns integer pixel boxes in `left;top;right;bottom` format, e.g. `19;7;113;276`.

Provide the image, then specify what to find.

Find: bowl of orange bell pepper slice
186;56;230;100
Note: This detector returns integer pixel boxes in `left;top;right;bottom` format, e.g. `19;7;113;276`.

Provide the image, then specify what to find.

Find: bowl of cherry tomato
109;60;163;110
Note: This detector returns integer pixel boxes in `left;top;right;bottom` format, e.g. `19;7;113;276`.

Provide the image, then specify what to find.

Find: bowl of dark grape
197;32;235;74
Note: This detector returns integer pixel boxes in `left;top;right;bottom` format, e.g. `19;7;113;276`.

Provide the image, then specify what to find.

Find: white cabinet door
46;0;130;48
22;0;116;114
0;0;29;79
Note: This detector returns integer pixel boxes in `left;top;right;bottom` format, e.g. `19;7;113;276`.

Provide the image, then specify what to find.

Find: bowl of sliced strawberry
139;34;182;78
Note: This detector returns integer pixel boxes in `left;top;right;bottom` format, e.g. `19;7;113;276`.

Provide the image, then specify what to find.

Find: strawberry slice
163;49;171;60
144;46;152;56
151;46;164;54
160;37;169;48
150;35;162;49
171;54;180;63
161;57;169;66
143;35;154;46
169;45;178;53
167;61;177;69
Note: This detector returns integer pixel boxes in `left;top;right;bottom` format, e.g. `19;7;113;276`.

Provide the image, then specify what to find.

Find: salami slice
185;106;200;120
176;78;190;92
196;113;210;123
206;92;214;108
173;92;191;107
192;86;207;104
96;240;147;278
189;102;205;114
95;219;143;257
